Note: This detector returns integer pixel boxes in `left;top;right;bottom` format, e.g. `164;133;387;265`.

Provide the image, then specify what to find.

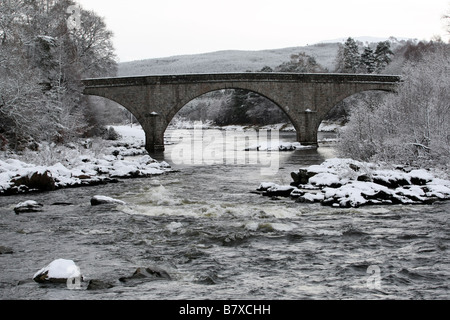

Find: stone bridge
81;73;401;152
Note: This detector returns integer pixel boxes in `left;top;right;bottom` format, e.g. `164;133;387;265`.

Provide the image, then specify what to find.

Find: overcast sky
77;0;449;62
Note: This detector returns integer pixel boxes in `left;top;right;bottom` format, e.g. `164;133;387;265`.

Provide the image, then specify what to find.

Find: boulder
262;185;295;197
90;195;126;206
12;171;55;192
33;259;82;284
373;176;410;189
14;200;44;214
0;246;13;254
256;182;277;192
291;169;317;186
87;279;114;290
357;174;372;182
119;266;172;283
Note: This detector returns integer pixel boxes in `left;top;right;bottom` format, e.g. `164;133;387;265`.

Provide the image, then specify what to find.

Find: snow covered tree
360;46;376;73
0;0;117;150
342;38;361;73
374;41;393;73
335;38;395;74
338;42;450;170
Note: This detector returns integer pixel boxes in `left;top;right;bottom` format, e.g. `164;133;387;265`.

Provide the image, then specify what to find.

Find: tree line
338;40;450;170
0;0;117;151
335;37;394;73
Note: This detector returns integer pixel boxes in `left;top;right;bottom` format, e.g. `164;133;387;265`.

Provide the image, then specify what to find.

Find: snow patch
33;259;81;282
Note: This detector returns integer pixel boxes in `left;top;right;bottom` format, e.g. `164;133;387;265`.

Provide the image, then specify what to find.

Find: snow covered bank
168;119;341;133
168;120;296;132
0;154;171;195
257;158;450;208
0;126;172;195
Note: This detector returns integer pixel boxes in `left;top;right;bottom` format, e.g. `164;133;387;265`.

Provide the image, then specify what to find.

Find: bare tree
338;43;450;170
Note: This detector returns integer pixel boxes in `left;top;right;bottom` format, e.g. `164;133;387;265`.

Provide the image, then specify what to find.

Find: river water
0;130;448;300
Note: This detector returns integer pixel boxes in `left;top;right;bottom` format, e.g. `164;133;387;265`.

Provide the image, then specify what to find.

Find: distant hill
319;36;412;45
117;37;411;77
118;43;340;76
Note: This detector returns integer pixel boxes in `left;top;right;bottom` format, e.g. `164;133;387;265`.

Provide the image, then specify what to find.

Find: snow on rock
257;182;278;191
33;259;82;284
0;154;172;196
309;172;343;188
257;158;450;208
256;182;295;197
91;195;126;206
14;200;44;214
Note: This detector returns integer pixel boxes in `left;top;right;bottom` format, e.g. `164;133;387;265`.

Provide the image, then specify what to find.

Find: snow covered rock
14;200;44;214
90;195;126;206
257;182;278;191
258;158;450;208
33;259;82;284
12;170;56;193
256;182;295;197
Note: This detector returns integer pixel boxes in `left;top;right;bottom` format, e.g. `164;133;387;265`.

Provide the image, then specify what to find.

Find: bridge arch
314;88;398;139
165;86;299;133
82;73;401;153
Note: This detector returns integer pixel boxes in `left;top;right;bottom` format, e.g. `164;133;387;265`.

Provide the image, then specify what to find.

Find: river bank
0;125;174;196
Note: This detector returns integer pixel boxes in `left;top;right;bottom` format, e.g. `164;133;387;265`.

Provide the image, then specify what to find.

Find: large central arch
166;86;298;132
82;73;401;152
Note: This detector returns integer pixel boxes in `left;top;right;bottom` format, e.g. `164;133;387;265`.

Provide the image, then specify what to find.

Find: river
0;130;448;300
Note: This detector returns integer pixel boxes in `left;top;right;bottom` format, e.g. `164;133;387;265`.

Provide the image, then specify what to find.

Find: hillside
118;43;340;76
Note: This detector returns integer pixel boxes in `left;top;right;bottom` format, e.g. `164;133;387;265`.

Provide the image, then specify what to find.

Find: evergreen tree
343;37;361;73
360;46;376;73
374;41;393;73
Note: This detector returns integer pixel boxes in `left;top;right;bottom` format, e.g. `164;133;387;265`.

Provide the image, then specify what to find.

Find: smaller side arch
313;85;398;143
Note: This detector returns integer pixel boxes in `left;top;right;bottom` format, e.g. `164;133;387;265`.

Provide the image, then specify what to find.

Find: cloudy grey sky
77;0;449;62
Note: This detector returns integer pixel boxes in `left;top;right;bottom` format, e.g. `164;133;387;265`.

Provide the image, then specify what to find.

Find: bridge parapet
82;73;401;88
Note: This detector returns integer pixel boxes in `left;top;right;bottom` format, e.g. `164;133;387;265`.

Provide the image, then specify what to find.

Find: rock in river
0;246;13;254
14;200;44;214
90;195;126;206
33;259;82;284
119;266;172;283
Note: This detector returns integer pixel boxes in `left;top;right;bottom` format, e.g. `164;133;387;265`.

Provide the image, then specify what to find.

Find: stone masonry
82;73;401;152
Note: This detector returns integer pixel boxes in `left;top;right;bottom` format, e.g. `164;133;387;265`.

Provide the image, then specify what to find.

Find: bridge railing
82;73;402;88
